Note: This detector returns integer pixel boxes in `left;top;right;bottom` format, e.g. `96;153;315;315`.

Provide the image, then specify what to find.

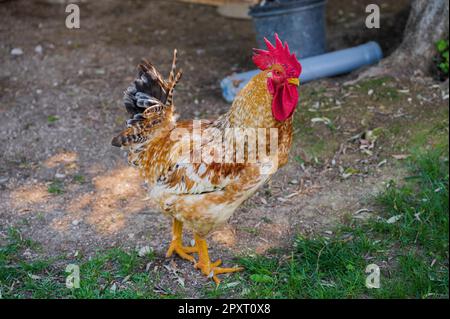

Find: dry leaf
386;215;402;224
392;154;410;160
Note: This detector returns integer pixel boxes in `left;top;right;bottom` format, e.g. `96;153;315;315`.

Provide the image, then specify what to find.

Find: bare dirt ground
0;0;448;291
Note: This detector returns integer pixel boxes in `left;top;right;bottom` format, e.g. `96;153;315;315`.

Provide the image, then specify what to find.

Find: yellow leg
194;234;243;285
166;219;197;263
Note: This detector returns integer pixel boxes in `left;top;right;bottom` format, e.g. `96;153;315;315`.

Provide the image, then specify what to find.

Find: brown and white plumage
112;36;301;283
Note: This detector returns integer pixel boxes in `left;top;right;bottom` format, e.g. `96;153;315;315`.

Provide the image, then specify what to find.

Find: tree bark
360;0;449;79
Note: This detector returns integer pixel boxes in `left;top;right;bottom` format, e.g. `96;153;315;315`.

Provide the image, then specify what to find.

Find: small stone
34;45;43;54
36;89;43;95
94;68;105;75
368;89;374;96
289;179;299;185
11;48;24;56
386;215;402;224
23;248;32;258
72;219;80;226
138;245;152;257
55;173;66;179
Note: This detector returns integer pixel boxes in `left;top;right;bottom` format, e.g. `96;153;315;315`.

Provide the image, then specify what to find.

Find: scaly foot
194;233;243;284
165;219;197;263
195;259;243;284
166;239;198;263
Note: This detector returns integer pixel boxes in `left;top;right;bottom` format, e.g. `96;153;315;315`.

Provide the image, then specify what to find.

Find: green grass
73;174;85;184
231;147;449;299
355;76;400;101
0;230;176;299
47;115;59;124
436;39;449;75
47;181;64;195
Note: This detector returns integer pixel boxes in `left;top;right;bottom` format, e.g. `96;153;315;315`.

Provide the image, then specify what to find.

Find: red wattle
272;84;298;121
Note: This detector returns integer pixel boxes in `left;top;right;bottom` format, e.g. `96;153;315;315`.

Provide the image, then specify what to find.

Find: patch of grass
47;115;59;124
436;39;449;76
236;231;379;298
0;229;175;299
292;85;341;163
73;174;85;184
68;249;159;299
385;107;449;154
231;148;448;298
0;228;59;299
47;181;64;195
356;76;399;101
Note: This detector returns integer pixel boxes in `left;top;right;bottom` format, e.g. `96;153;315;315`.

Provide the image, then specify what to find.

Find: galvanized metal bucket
249;0;327;58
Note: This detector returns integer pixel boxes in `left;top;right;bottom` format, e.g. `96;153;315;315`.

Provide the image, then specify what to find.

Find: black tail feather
112;50;181;148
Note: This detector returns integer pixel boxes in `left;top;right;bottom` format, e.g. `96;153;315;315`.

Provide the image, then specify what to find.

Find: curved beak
287;77;300;86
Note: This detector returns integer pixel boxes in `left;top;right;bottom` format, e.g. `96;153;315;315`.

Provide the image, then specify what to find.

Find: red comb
252;33;302;77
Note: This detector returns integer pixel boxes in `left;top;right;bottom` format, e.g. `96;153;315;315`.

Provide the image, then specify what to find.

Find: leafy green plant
47;115;59;124
436;39;449;75
47;181;64;195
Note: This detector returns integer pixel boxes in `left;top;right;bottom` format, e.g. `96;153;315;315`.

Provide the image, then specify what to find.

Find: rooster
112;34;302;284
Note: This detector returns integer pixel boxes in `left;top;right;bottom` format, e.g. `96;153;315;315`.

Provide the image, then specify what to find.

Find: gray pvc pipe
220;41;383;102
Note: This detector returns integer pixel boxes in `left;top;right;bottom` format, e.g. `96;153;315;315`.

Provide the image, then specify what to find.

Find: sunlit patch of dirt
51;193;94;231
85;162;109;176
46;166;148;234
45;167;147;235
92;166;142;198
68;193;93;212
253;221;290;254
254;242;276;254
260;221;289;238
44;151;78;168
10;183;50;212
211;224;236;247
50;216;76;232
85;166;147;234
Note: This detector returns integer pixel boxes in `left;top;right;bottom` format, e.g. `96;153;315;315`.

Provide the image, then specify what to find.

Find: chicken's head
252;34;302;122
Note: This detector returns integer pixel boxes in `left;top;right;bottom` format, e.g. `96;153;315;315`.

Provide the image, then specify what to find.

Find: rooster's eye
274;70;281;76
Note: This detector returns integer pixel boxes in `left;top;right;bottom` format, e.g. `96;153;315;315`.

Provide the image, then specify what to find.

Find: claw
165;219;198;263
194;234;243;285
166;240;198;263
195;261;243;285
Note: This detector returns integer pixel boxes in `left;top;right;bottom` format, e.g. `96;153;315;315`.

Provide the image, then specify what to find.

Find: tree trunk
359;0;449;79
